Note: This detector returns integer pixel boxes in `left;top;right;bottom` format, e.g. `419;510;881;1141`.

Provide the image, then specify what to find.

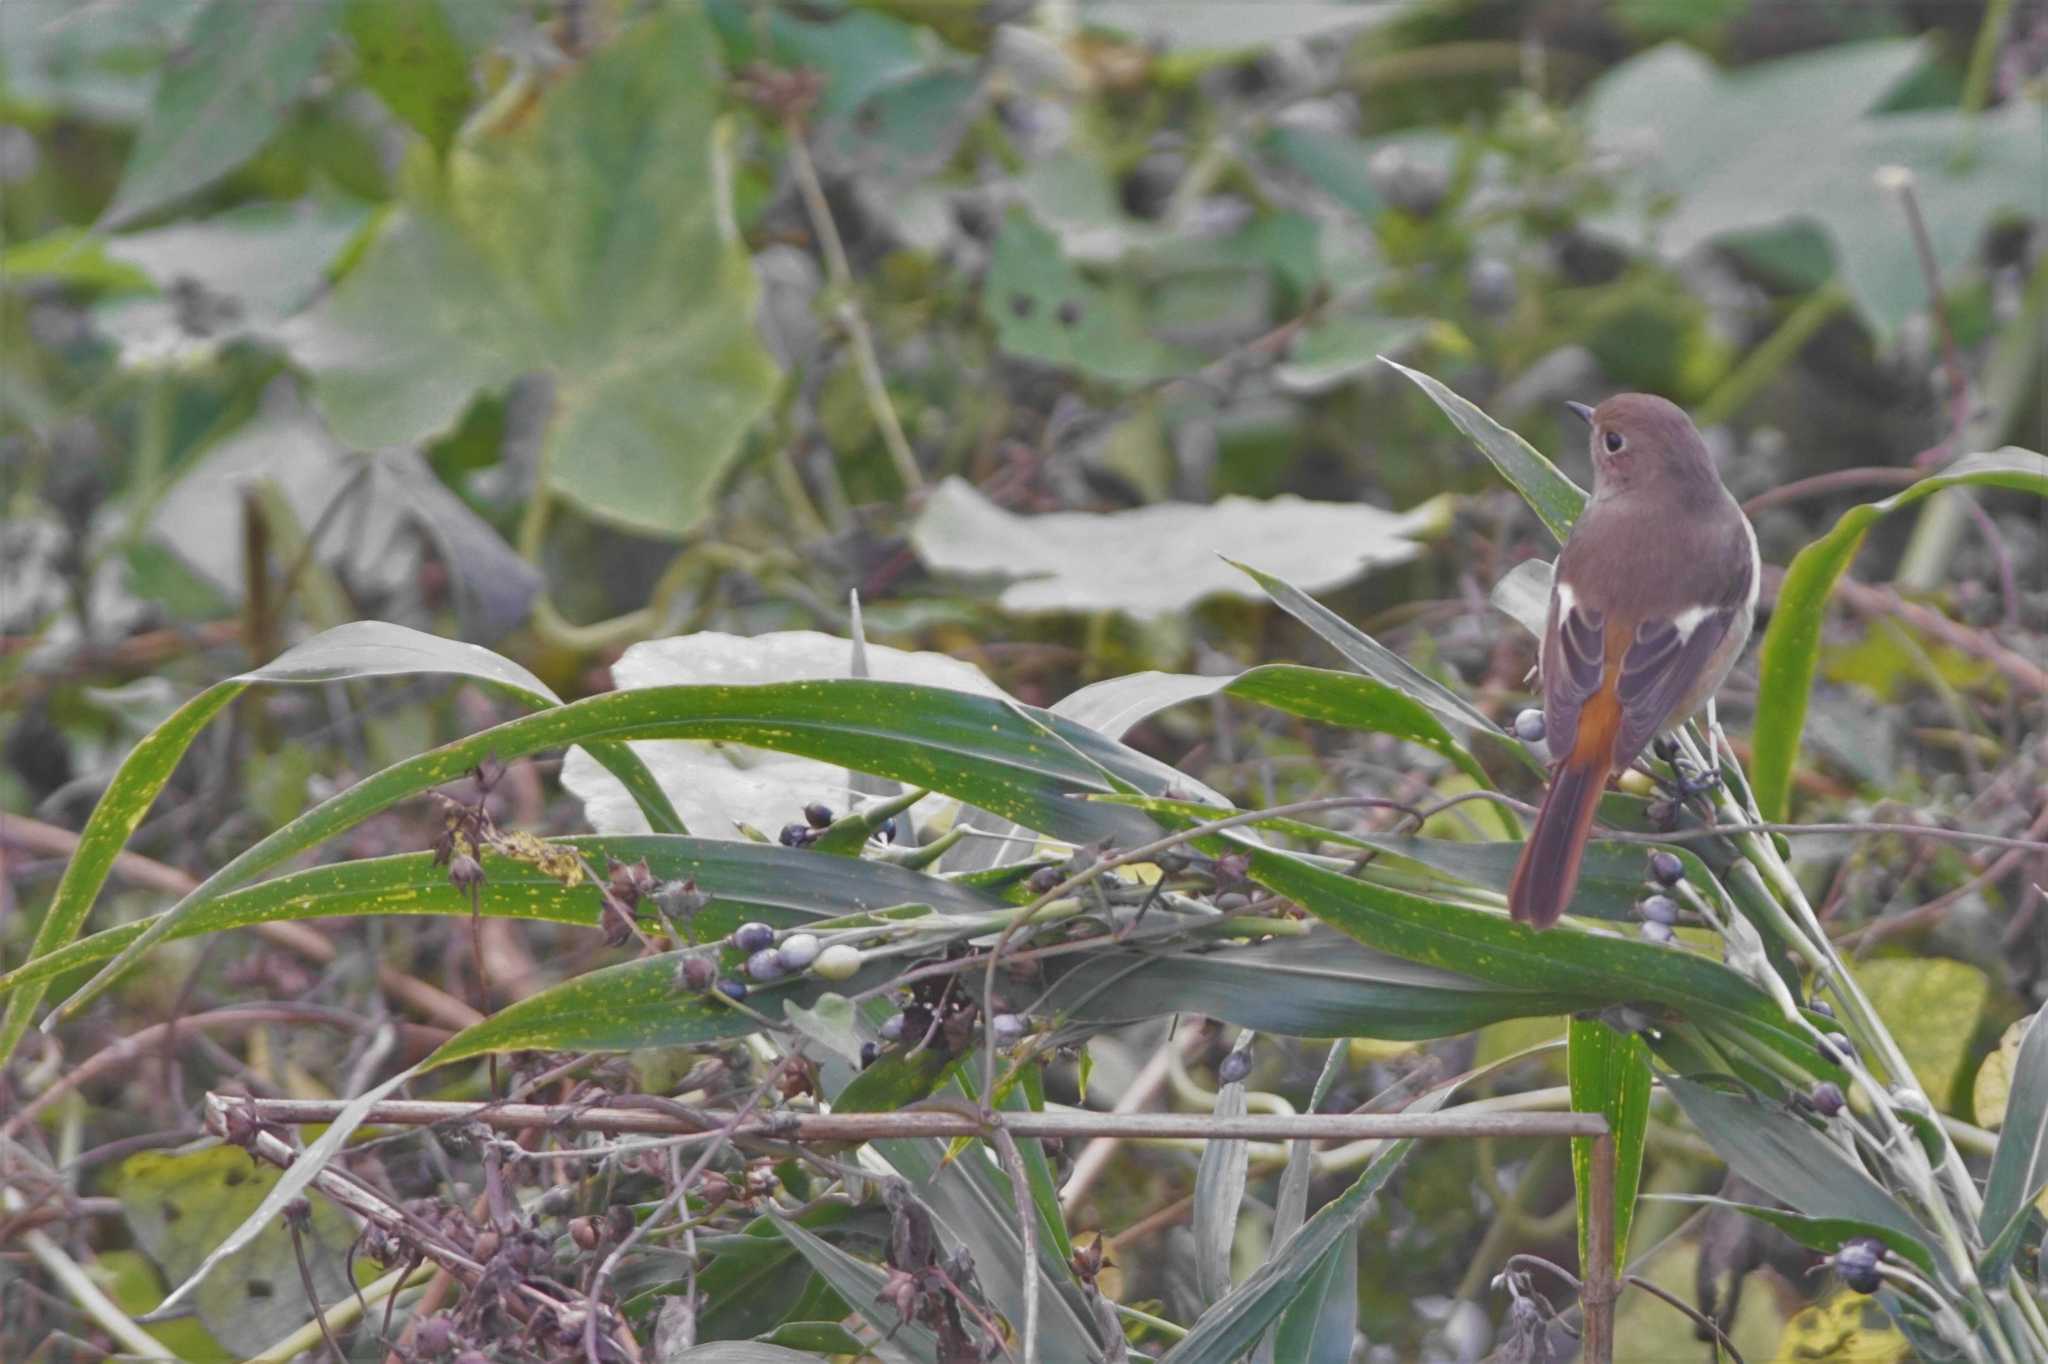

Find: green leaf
1226;664;1488;786
425;947;906;1065
14;623;682;1050
1750;449;2048;819
910;477;1440;619
1650;1193;1938;1281
1036;930;1586;1040
1979;1006;2048;1282
561;629;1006;840
769;1215;940;1363
0;836;1004;1000
283;3;779;538
1855;957;1989;1103
1239;846;1818;1071
100;0;340;227
1568;1016;1651;1276
341;0;472;158
1227;557;1499;735
1582;40;2048;334
1664;1077;1945;1277
55;677;1171;1024
1268;1232;1358;1364
1194;1033;1254;1301
0;681;241;1063
1382;358;1587;544
685;1204;858;1344
983;209;1192;384
1160;1122;1422;1363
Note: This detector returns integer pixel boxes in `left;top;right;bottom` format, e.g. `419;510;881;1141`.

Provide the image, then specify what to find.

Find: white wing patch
1669;605;1714;642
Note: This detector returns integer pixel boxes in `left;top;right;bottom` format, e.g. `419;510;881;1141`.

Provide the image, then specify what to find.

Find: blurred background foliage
2;0;2043;1357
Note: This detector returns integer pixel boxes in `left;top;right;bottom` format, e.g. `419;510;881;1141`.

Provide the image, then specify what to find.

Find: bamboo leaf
1751;449;2048;819
4;620;676;1062
1979;1005;2048;1282
1568;1016;1651;1275
1382;358;1587;544
52;678;1172;1025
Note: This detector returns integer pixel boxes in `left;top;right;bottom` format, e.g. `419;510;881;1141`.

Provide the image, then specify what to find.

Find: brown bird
1507;394;1759;929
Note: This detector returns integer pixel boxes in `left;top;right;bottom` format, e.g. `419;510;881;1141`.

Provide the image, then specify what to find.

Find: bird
1506;394;1759;929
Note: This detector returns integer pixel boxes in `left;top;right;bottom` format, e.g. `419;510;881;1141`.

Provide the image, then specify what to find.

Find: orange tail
1509;702;1620;928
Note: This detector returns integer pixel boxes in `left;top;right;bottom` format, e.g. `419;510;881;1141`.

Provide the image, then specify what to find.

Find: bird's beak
1564;401;1595;426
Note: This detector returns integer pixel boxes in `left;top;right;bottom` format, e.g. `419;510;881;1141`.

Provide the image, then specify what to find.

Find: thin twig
783;114;922;493
1836;801;2048;948
989;1125;1042;1364
213;1095;1609;1143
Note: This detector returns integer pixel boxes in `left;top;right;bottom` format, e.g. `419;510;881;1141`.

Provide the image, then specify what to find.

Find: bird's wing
1539;589;1609;762
1543;547;1754;770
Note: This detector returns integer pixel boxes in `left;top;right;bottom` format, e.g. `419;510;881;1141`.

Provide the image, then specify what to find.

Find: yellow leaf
1853;958;1989;1105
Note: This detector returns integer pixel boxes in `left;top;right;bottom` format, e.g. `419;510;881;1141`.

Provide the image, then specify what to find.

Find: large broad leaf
281;3;778;538
1384;359;1587;544
1081;1;1406;53
982;209;1193;383
561;630;1006;839
1664;1078;1946;1278
1750;449;2048;819
1979;1006;2048;1282
341;0;472;158
100;0;340;227
98;197;369;348
1569;1017;1651;1276
2;621;678;1060
1582;39;2047;334
911;477;1444;619
46;675;1175;1026
0;0;205;124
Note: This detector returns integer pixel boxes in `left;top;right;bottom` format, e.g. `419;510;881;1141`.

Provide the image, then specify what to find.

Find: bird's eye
1603;430;1625;454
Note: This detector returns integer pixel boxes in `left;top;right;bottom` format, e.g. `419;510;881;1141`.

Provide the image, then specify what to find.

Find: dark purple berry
860;1041;879;1068
1809;1082;1846;1117
1647;850;1684;886
715;977;748;1002
804;802;834;829
1818;1033;1854;1065
1833;1238;1884;1294
778;823;812;847
1027;865;1063;895
1512;708;1546;743
675;956;716;992
731;922;775;954
746;948;787;982
876;816;898;843
1218;1049;1252;1085
1809;998;1835;1019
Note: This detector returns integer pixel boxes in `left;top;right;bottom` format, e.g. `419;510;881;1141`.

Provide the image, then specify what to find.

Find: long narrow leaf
1650;1193;1938;1280
1226;558;1498;734
769;1214;940;1363
1160;1117;1426;1363
1194;1033;1255;1302
1240;844;1822;1071
4;620;678;1062
1383;358;1588;544
1750;449;2048;819
1980;1005;2048;1282
1664;1077;1946;1280
55;679;1172;1023
0;836;1005;999
1568;1016;1651;1276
